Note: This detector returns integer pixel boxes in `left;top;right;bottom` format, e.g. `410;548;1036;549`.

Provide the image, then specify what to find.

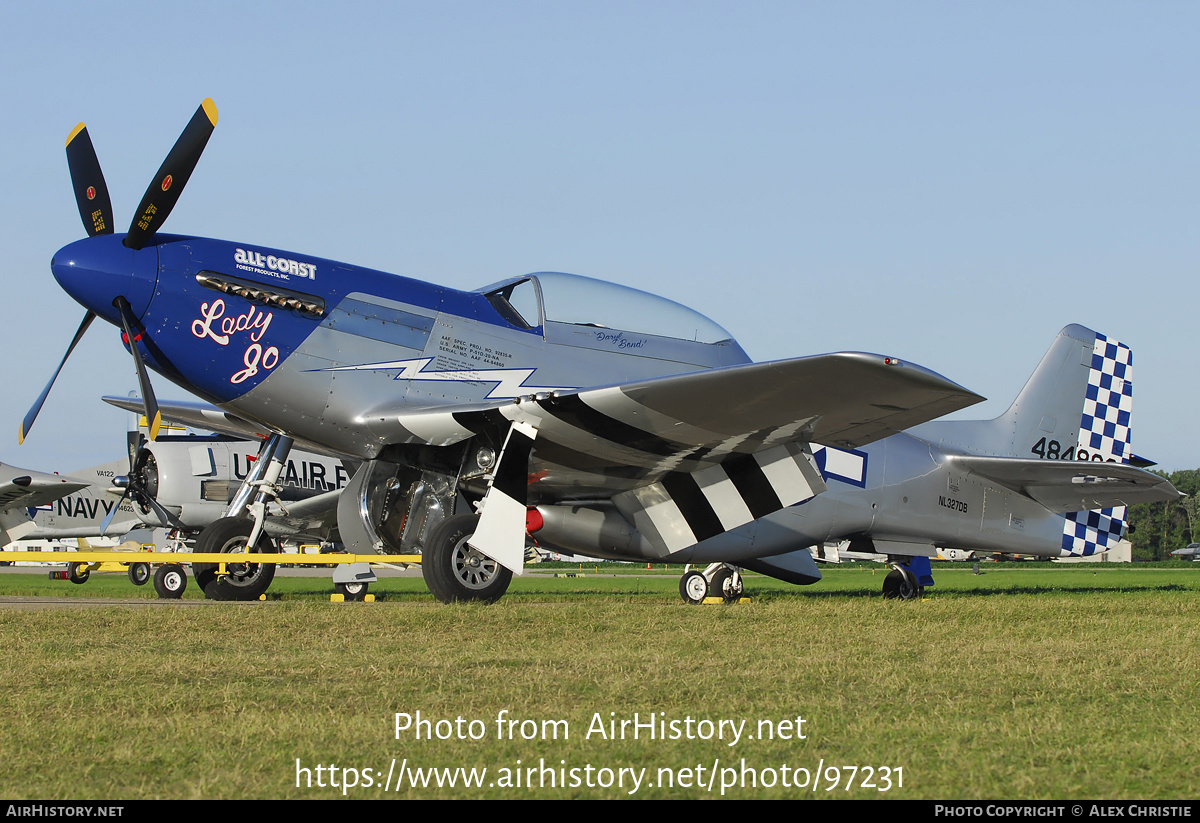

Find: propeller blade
100;488;129;536
19;310;96;444
142;494;185;531
124;98;218;250
114;297;162;441
65;124;115;237
127;430;144;472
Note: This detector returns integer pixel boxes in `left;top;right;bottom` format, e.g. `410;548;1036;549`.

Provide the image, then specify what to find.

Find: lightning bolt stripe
313;357;569;399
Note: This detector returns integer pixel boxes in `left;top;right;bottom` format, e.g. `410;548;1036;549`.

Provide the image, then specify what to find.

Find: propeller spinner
20;99;218;445
102;432;183;535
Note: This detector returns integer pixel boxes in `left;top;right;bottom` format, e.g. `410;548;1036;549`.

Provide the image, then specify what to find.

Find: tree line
1126;469;1200;560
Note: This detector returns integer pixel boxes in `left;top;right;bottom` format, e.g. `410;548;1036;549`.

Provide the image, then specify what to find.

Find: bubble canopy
479;272;736;345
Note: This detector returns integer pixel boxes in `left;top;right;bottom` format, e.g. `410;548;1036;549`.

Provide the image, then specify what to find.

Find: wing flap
948;455;1182;512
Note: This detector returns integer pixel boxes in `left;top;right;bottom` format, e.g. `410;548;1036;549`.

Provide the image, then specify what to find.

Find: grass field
0;563;1197;800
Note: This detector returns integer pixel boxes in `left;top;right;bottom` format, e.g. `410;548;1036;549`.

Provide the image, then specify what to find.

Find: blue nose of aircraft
51;234;158;324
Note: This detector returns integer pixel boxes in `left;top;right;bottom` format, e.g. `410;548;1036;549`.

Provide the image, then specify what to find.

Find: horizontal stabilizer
948;455;1182;512
0;467;90;511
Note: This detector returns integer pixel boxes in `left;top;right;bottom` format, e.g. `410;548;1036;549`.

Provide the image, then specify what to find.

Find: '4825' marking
1030;438;1116;463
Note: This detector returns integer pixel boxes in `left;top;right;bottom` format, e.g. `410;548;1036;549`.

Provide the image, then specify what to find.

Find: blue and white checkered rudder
1061;332;1133;557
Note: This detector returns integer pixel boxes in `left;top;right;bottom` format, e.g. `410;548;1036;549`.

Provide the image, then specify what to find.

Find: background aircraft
0;463;91;546
23;428;347;544
25;98;994;603
7;412;350;597
1170;543;1200;560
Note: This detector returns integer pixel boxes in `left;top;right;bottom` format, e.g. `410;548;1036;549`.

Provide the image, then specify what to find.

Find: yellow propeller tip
66;122;86;148
149;412;162;441
202;98;218;126
17;426;25;445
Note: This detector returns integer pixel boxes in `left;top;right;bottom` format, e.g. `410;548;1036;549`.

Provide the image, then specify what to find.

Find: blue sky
2;2;1197;472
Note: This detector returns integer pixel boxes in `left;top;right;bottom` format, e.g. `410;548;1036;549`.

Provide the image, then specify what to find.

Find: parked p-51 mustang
24;99;1177;603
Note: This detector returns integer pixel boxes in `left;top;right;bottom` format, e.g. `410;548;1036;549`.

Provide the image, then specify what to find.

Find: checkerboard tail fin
997;325;1132;466
998;325;1134;556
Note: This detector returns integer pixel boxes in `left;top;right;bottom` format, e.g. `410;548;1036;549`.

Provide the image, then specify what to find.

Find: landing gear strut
194;433;292;601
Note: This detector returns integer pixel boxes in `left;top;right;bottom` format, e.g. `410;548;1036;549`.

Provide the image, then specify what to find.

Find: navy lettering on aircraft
51;496;117;519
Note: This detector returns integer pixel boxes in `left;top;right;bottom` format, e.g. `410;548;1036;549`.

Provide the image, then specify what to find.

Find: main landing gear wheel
67;563;90;584
709;567;744;603
335;581;369;602
882;567;922;601
153;564;187;599
127;562;151;587
422;513;512;604
193;517;277;602
680;570;709;605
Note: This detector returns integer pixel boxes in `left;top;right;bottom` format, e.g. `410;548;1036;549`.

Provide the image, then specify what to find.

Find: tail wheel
422;514;512;604
194;517;277;602
882;567;922;601
67;563;90;585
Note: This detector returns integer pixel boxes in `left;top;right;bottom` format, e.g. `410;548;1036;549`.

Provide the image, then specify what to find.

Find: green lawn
0;563;1196;799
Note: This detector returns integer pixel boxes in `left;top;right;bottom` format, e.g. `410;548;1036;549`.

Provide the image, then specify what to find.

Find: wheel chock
330;593;375;603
